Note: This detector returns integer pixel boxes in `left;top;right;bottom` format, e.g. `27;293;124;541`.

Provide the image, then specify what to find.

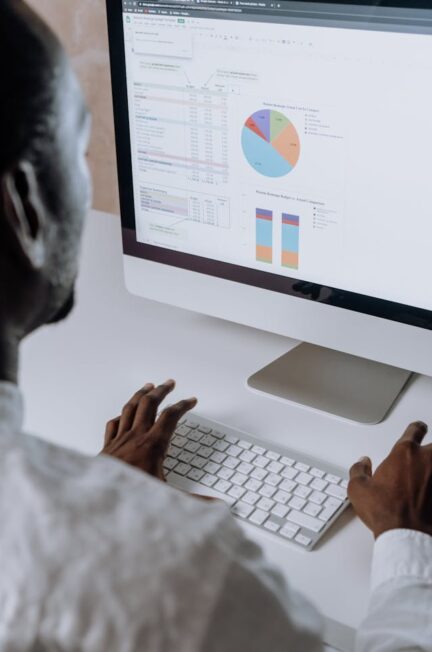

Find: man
0;2;431;650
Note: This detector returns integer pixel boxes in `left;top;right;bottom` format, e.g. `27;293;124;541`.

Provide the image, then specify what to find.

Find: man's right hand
348;421;432;539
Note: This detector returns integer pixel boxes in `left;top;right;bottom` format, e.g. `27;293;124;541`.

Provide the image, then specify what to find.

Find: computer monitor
106;0;432;424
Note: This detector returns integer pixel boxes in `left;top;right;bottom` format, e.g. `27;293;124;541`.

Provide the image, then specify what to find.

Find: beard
47;287;76;325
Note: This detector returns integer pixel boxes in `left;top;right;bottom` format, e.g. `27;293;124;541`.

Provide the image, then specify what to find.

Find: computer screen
109;0;432;328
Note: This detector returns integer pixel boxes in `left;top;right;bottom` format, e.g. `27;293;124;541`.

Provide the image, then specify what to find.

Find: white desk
20;211;432;651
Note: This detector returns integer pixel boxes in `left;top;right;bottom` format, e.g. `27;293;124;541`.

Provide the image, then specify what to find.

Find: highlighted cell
256;209;273;263
282;213;300;270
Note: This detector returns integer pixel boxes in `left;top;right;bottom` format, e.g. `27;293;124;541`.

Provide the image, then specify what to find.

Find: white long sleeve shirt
0;381;431;652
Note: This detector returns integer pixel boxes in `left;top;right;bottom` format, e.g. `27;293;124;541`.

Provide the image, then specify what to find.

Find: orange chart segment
272;123;301;168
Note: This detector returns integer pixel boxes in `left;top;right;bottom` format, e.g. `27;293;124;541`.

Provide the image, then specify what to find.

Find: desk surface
20;211;432;651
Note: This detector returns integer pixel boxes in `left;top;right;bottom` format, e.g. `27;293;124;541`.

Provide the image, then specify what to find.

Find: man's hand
101;380;197;481
348;421;432;539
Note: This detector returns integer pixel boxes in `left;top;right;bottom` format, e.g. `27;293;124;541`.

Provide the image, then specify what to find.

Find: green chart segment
241;109;301;178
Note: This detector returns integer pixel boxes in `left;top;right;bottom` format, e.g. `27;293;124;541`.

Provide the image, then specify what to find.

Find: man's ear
0;162;48;270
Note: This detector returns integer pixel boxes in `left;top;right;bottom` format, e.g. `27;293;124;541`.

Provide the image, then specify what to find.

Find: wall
26;0;120;215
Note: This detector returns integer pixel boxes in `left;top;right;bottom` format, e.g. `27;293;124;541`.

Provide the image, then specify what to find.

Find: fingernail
144;383;154;390
415;421;428;432
164;379;176;387
359;456;370;464
188;397;198;404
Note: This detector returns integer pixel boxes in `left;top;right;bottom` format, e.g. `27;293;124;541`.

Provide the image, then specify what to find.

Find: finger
118;383;155;432
133;379;177;430
394;421;428;449
349;456;373;481
104;417;120;446
153;397;198;453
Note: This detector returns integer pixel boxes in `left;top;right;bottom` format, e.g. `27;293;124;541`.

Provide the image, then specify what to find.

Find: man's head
0;1;92;343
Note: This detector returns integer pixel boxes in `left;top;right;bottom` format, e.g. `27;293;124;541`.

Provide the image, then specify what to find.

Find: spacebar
167;472;236;506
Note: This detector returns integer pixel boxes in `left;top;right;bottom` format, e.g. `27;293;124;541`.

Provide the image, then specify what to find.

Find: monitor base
247;343;413;425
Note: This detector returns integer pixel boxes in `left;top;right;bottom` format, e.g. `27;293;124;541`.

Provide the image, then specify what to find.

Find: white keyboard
165;414;350;551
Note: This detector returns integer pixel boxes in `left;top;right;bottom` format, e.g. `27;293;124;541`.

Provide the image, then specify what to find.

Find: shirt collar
0;382;23;433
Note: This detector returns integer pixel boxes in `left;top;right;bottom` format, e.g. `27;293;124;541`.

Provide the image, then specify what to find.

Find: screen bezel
106;0;432;331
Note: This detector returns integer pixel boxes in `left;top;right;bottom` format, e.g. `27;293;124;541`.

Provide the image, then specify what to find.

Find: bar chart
256;208;273;263
282;213;300;269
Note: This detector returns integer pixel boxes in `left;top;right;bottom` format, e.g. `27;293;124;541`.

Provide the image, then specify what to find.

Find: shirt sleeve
200;535;324;652
356;529;432;652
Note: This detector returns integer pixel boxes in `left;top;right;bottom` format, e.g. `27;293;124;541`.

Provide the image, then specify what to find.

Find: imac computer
106;0;432;425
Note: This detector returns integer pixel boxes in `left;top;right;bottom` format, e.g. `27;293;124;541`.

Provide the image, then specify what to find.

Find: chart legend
256;208;273;263
242;109;300;177
282;213;300;269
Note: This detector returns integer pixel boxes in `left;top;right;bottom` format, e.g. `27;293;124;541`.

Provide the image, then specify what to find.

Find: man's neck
0;330;19;384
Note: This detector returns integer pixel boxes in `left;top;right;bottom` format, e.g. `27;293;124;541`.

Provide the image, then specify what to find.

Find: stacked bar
281;213;300;269
256;208;273;263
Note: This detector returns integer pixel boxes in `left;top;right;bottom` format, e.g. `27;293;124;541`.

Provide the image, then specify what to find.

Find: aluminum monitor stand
247;343;413;424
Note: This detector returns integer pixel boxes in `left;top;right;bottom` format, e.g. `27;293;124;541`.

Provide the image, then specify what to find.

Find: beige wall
26;0;120;215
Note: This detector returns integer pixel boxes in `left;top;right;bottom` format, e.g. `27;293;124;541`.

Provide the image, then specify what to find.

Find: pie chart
241;109;300;177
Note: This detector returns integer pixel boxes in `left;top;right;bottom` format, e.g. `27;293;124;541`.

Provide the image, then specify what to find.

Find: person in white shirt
0;2;431;651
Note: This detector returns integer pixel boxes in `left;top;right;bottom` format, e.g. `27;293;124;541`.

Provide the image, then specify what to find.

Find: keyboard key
187;468;205;482
231;472;248;486
310;467;325;478
310;478;327;492
201;434;216;447
289;496;306;511
231;501;254;518
175;463;191;476
185;441;200;453
281;456;295;467
280;524;299;539
224;456;240;470
228;485;246;500
225;434;239;444
304;502;322;517
217;467;234;481
272;503;289;518
266;451;280;461
245;478;262;492
179;451;194;464
309;491;327;505
197;445;212;458
227;445;242;457
253;455;269;469
237;462;253;475
239;450;256;464
212;430;225;439
264;518;281;533
198;425;212;434
266;473;282;487
214;440;229;452
249;509;268;525
267;461;284;474
259;484;277;498
273;490;291;504
341;479;349;489
319;505;340;522
280;479;296;493
281;467;298;480
202;473;217;487
210;451;226;464
325;474;341;485
251;467;268;481
325;484;346;500
257;497;275;512
252;445;266;455
295;533;312;547
185;419;199;428
294;485;312;499
295;462;310;472
287;510;325;533
326;497;343;509
188;431;202;442
172;435;187;448
163;457;178;471
238;439;252;450
204;461;220;475
214;479;232;494
175;425;191;437
167;445;181;458
243;491;260;505
296;472;313;486
191;455;207;469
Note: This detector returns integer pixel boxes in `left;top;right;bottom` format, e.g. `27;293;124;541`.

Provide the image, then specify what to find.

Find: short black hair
0;1;62;174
